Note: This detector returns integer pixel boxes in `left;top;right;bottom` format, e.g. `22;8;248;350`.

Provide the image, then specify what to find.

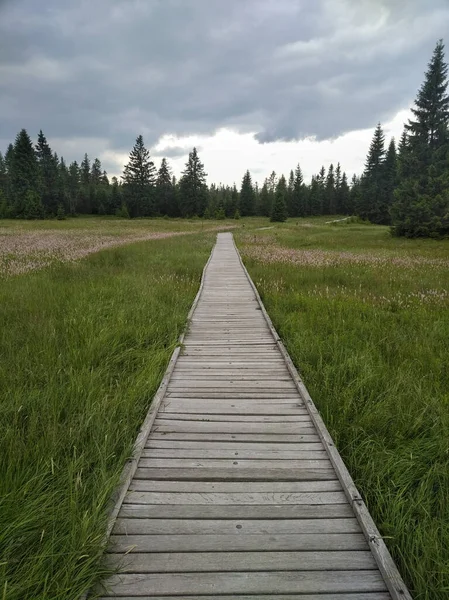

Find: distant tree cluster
0;40;447;236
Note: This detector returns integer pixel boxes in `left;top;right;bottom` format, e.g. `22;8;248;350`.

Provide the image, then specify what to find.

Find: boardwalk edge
81;236;217;599
232;233;412;600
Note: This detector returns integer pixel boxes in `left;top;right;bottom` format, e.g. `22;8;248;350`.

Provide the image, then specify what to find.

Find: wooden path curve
98;232;411;600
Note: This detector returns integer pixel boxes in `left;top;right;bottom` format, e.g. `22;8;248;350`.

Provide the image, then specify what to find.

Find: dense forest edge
0;40;448;238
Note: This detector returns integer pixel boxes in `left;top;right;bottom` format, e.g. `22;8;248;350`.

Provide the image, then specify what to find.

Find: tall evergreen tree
325;164;336;214
316;166;326;214
240;170;255;216
339;172;352;214
392;40;449;237
57;157;70;213
35;130;58;215
68;161;80;215
156;158;176;216
291;163;306;216
258;180;270;216
179;147;208;217
359;123;388;223
383;138;398;219
10;129;40;218
122;135;157;217
271;175;288;222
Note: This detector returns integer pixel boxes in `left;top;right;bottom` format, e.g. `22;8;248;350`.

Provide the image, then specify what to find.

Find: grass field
235;218;449;600
0;217;237;599
1;216;448;599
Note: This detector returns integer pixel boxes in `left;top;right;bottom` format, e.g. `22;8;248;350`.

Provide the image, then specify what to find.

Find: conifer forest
1;40;448;237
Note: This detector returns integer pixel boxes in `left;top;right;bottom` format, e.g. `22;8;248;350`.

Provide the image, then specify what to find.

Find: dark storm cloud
0;0;448;172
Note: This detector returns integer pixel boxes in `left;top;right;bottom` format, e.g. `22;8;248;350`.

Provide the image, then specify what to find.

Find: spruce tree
383;138;398;220
335;163;342;213
179;147;208;217
68;161;80;215
290;163;306;216
258;180;270;216
240;170;255;216
35;130;58;215
10;129;40;218
339;172;352;214
271;175;288;222
325;164;336;214
79;153;91;213
156;158;175;216
57;157;70;213
316;166;326;214
122;135;157;217
392;40;449;237
287;170;295;216
359;123;388;223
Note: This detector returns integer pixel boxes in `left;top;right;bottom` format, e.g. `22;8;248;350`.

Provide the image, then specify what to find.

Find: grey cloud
0;0;448;175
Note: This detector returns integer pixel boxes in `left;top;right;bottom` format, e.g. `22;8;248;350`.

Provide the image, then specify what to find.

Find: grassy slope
0;231;215;600
236;219;449;600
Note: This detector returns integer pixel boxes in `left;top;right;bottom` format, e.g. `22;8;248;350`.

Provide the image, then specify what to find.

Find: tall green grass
236;220;449;600
0;233;214;599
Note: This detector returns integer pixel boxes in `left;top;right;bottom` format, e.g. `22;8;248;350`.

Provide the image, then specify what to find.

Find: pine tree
359;123;388;223
335;163;342;213
287;170;295;216
35;130;59;215
179;147;208;217
258;180;270;216
122;135;157;217
383;138;398;220
79;153;91;213
240;170;255;216
10;129;40;218
325;164;336;214
294;164;306;216
339;172;352;214
316;166;326;214
110;176;122;214
68;161;80;215
271;175;288;222
156;158;175;216
392;40;449;237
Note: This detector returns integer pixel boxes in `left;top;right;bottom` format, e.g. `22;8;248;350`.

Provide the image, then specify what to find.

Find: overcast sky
1;0;448;185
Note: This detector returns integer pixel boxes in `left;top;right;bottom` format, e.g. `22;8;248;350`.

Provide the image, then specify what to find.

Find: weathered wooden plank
106;550;377;573
140;448;328;459
119;503;352;520
145;440;324;451
167;380;296;389
148;432;321;442
108;533;370;553
98;594;390;600
100;571;387;596
159;402;306;414
138;458;332;469
113;517;360;536
128;479;342;492
156;413;310;422
124;491;346;505
134;467;336;481
153;420;314;433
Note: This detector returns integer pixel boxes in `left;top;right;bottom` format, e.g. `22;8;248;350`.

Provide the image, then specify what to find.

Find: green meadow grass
0;231;216;599
236;219;449;600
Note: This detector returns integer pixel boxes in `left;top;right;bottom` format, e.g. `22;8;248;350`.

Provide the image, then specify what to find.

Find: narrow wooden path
98;232;411;599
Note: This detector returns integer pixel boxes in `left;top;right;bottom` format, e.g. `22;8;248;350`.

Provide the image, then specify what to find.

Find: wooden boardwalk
98;232;411;600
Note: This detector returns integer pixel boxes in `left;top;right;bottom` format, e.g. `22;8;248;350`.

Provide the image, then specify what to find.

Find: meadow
0;217;235;599
1;216;448;600
235;218;449;600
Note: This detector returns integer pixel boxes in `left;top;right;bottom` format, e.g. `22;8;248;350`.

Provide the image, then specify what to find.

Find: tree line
0;40;447;237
